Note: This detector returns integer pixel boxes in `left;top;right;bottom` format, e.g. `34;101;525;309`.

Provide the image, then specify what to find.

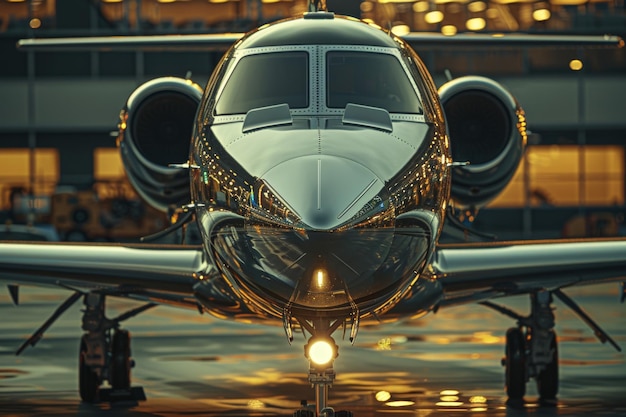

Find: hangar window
490;145;624;208
0;148;58;215
326;51;422;114
215;51;308;115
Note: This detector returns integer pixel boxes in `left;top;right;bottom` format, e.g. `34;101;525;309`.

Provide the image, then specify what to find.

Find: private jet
1;7;625;417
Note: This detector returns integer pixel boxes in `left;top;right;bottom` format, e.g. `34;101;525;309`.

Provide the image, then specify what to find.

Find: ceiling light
441;24;457;35
466;17;486;30
425;10;444;24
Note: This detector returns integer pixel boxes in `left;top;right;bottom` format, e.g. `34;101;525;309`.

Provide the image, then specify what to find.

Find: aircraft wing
0;241;219;309
433;238;626;307
400;32;624;49
16;32;622;53
16;33;244;52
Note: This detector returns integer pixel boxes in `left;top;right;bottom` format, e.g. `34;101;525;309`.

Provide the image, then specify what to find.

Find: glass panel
326;51;422;114
215;51;308;115
93;148;138;201
94;148;124;181
489;161;525;207
0;148;58;213
584;146;624;205
488;145;625;208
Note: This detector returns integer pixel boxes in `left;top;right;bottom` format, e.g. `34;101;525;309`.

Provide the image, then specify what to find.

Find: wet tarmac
1;284;625;416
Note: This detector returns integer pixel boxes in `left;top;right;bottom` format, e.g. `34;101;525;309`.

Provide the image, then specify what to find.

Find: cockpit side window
215;52;308;115
326;51;422;114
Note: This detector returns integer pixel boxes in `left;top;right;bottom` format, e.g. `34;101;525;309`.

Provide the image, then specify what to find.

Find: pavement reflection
0;284;625;416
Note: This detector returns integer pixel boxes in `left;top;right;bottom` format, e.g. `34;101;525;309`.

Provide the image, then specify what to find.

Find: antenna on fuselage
308;0;327;12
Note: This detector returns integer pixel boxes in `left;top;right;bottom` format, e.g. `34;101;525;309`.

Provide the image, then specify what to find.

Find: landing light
306;338;337;367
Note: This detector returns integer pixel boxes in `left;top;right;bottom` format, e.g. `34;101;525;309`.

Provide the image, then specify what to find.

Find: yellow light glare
436;401;464;407
425;10;444;24
440;395;459;402
440;390;460;396
308;340;334;366
466;17;486;31
470;395;487;404
569;59;583;71
413;1;430;12
468;1;486;12
376;391;392;402
386;400;415;407
360;1;374;12
29;18;42;29
391;24;411;36
532;8;551;21
312;269;330;291
441;25;457;36
247;399;265;409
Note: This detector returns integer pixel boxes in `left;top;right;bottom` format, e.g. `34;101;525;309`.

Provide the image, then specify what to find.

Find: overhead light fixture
466;17;486;30
569;59;583;71
468;1;486;12
391;24;411;36
413;1;430;12
425;10;444;24
441;24;457;35
532;2;551;21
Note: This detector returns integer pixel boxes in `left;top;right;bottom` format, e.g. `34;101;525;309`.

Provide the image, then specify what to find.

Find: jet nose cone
261;155;384;230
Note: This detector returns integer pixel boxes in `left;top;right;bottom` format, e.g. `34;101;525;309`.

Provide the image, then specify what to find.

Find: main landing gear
481;288;621;408
16;290;155;403
79;293;152;403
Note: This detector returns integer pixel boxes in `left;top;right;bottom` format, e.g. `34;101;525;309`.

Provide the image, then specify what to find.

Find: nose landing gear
290;319;355;417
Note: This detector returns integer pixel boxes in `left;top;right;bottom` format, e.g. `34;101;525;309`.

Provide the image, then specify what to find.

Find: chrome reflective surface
189;15;450;320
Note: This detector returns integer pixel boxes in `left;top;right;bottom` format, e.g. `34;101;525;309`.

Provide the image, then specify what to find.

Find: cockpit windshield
327;51;422;114
215;51;308;115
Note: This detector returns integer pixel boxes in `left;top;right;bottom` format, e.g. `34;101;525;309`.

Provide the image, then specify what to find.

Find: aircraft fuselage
189;13;451;323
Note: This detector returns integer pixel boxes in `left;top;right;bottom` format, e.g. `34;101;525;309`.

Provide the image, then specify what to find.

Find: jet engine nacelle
439;76;527;210
118;77;203;212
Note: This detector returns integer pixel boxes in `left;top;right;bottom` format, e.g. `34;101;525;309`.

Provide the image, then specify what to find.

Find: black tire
110;329;131;390
505;327;526;400
293;410;315;417
536;330;559;401
79;336;100;403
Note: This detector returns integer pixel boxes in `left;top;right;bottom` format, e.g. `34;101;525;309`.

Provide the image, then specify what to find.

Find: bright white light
308;340;334;365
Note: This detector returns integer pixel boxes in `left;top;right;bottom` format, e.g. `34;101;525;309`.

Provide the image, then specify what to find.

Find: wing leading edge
433;238;626;306
0;241;216;309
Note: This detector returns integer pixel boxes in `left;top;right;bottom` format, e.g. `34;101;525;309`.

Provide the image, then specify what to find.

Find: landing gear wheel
79;335;100;403
110;329;131;390
536;330;558;404
505;327;526;403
